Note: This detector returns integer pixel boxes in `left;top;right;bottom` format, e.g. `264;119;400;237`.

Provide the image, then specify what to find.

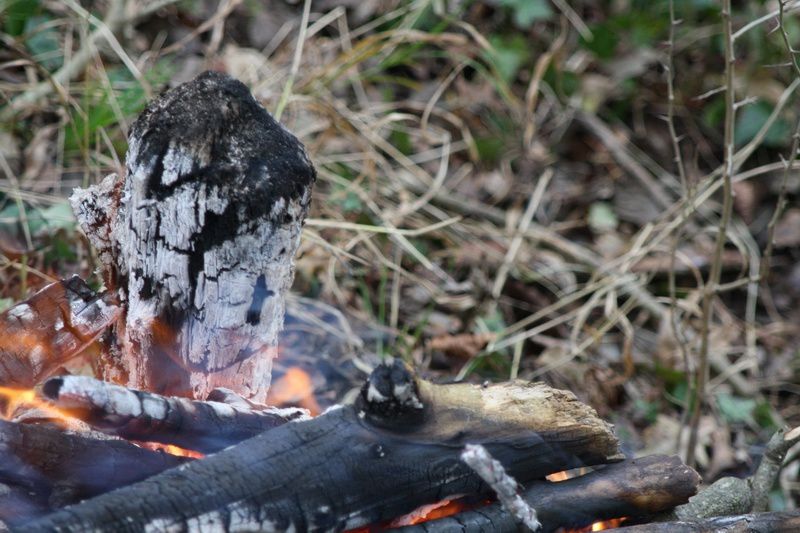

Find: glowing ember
267;366;321;416
546;470;570;482
0;386;71;424
390;497;465;527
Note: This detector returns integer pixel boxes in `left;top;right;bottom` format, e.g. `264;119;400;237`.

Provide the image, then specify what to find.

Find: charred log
397;454;700;533
0;277;119;389
41;375;308;453
71;71;316;401
0;419;187;525
18;361;622;532
611;510;800;532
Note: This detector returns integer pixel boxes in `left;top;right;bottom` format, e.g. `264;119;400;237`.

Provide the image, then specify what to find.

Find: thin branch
687;0;736;468
461;444;541;532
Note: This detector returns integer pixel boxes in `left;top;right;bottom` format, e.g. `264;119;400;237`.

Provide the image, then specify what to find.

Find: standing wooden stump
71;71;316;401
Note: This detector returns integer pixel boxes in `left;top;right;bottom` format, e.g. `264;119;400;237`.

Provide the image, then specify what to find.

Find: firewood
0;276;119;389
0;481;49;526
17;361;622;532
609;510;800;532
71;71;316;401
0;419;187;525
41;375;308;453
396;454;700;533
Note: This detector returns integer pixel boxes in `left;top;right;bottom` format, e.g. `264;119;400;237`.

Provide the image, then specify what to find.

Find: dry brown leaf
427;332;495;360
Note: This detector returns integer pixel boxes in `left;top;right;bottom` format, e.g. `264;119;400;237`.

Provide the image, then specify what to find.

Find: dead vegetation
1;0;799;512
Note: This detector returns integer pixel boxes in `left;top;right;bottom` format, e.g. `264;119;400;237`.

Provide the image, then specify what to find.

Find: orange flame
267;367;321;416
137;441;205;459
592;518;626;530
0;386;72;424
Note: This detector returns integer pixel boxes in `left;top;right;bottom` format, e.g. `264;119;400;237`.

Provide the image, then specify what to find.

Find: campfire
0;71;798;532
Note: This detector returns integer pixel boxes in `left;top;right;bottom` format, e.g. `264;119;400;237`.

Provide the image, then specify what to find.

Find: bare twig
761;1;800;283
461;444;541;532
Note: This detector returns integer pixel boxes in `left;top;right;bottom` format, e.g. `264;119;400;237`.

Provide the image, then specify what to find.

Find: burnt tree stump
71;71;316;401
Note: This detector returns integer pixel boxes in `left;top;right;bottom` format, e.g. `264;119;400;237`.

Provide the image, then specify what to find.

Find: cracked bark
71;71;316;401
0;276;119;389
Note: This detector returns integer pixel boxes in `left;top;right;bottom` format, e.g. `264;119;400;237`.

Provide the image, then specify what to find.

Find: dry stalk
664;1;695;453
687;0;736;468
761;1;800;283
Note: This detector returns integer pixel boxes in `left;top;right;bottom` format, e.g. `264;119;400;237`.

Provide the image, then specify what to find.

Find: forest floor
1;0;799;510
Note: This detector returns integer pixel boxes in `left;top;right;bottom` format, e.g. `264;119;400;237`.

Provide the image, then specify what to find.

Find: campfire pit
0;72;796;532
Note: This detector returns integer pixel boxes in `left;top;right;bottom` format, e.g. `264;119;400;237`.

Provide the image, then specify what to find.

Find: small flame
135;441;205;459
0;386;72;424
161;444;205;459
592;518;626;530
267;367;321;416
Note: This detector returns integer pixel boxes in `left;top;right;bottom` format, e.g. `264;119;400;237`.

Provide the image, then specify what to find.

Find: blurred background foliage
1;0;800;507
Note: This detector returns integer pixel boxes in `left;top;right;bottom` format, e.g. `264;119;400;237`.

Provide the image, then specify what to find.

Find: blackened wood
18;361;621;532
0;419;187;525
610;510;800;532
397;454;700;533
71;71;316;401
42;375;308;453
0;276;119;388
0;482;48;526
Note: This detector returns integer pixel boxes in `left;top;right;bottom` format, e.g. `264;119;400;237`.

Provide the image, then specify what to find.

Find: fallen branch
0;419;187;525
398;454;700;533
42;375;308;453
612;510;800;532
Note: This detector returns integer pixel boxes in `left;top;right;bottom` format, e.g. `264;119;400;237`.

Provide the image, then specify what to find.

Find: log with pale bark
397;454;701;533
17;361;623;532
0;277;119;388
41;375;308;453
71;70;316;402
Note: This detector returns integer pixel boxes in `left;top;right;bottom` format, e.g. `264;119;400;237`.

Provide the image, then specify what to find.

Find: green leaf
38;202;75;231
588;202;618;233
24;15;62;71
734;101;792;148
0;201;75;238
3;0;39;37
499;0;552;28
487;34;531;84
716;393;756;424
0;298;14;313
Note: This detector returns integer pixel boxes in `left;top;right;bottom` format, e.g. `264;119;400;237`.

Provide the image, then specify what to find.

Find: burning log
41;375;309;453
0;419;188;524
0;277;119;389
396;454;700;533
610;510;800;532
71;70;316;401
17;361;622;531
